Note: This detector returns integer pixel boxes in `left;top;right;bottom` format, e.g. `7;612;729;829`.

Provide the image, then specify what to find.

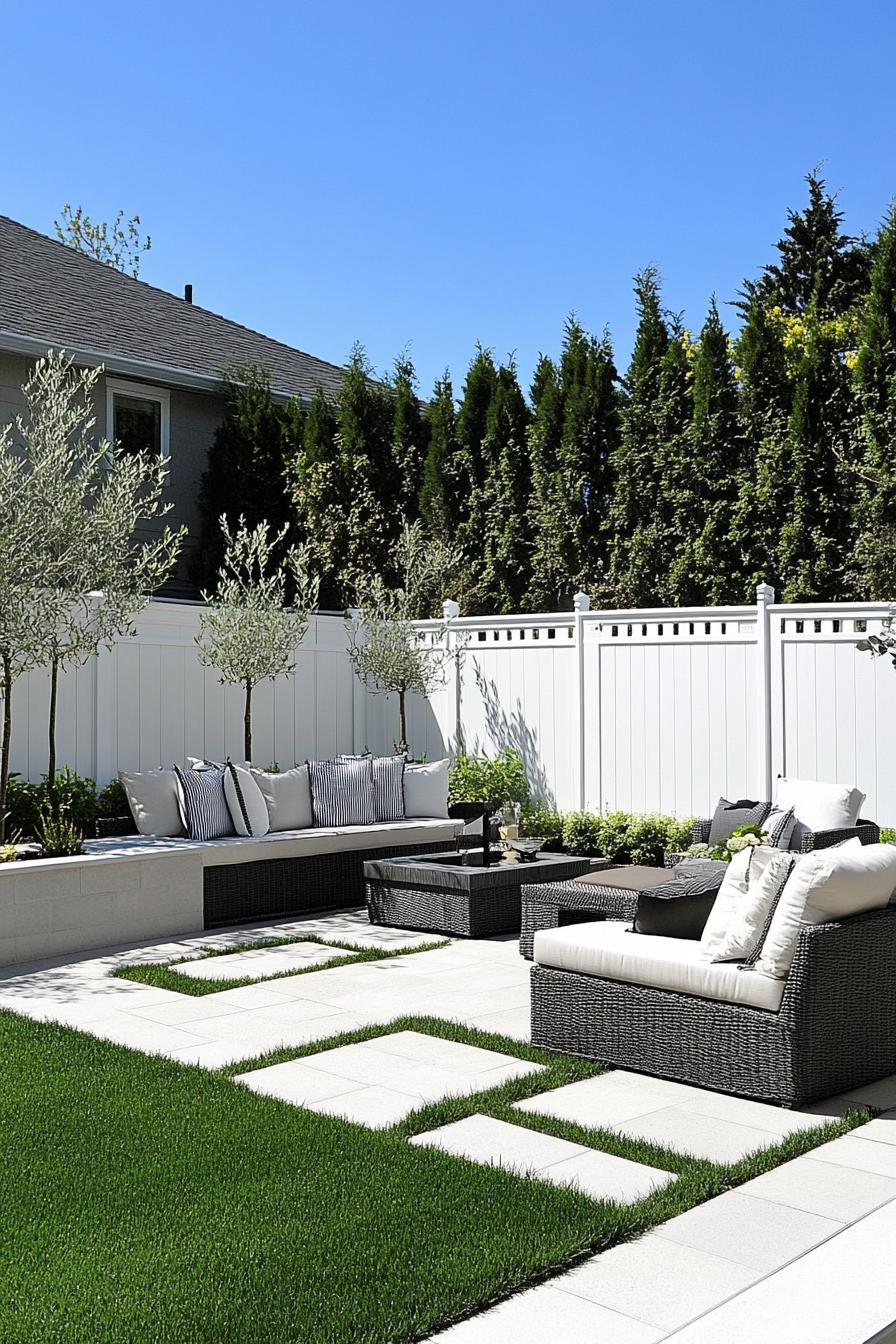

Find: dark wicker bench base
365;879;522;938
203;842;448;929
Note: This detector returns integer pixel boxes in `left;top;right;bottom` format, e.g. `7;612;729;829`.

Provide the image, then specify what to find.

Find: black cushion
707;797;771;845
634;871;723;940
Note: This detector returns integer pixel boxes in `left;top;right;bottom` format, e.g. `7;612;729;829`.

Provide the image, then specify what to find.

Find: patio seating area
1;898;895;1342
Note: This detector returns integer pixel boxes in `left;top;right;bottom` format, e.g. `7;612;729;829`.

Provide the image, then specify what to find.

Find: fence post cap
573;591;591;612
346;607;362;621
442;599;460;620
755;583;775;604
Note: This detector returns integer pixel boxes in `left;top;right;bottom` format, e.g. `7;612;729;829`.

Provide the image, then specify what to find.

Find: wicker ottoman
520;865;695;960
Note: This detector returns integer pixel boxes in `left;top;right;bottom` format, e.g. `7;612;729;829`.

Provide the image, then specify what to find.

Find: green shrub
666;815;697;852
36;802;84;858
627;813;674;866
881;827;896;845
45;767;98;837
97;778;129;819
520;804;564;849
3;775;42;838
560;809;696;862
561;811;603;856
448;749;529;808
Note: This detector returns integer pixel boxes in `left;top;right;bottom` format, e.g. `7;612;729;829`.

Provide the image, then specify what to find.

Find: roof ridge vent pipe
184;284;193;303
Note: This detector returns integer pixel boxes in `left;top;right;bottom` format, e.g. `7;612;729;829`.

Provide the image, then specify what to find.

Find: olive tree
346;522;464;754
0;352;184;837
54;204;151;277
196;518;319;760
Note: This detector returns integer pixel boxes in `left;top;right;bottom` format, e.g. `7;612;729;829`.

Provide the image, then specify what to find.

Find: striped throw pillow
764;805;797;850
372;754;406;822
338;753;406;822
173;765;234;841
308;758;376;827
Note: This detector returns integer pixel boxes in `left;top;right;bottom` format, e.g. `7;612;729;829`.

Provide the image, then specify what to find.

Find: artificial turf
0;1009;863;1343
112;933;450;996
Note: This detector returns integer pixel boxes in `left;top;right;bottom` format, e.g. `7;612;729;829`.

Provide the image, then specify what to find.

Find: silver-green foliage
54;204;151;278
196;518;319;759
346;522;462;752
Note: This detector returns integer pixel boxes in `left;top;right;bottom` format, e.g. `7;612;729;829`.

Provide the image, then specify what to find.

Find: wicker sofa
530;905;896;1107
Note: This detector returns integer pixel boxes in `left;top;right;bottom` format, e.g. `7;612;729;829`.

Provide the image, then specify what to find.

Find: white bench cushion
83;818;463;867
533;920;785;1012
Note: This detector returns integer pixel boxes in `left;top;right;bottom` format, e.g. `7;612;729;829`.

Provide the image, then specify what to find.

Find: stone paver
737;1154;896;1223
516;1070;819;1163
410;1113;675;1203
652;1190;843;1270
171;940;345;981
558;1234;761;1331
663;1199;896;1343
235;1030;542;1127
3;904;896;1343
431;1283;664;1342
808;1133;896;1179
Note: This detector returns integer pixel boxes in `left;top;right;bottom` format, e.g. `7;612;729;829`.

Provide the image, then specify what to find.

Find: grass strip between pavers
0;1008;866;1344
112;933;451;995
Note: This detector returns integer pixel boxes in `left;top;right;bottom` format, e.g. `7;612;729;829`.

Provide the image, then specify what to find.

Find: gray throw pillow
708;797;771;845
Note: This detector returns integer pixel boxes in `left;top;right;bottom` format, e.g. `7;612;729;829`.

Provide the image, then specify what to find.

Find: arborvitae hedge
197;171;896;613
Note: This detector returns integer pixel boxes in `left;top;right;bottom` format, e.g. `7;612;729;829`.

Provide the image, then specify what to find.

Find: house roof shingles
0;214;346;401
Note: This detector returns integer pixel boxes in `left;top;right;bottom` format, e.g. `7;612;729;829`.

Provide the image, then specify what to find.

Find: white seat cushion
533;921;785;1012
82;817;464;867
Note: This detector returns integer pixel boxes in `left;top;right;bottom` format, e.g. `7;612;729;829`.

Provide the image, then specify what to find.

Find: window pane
114;393;162;455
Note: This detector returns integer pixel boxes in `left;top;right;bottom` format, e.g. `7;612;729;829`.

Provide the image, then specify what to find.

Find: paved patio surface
0;906;894;1342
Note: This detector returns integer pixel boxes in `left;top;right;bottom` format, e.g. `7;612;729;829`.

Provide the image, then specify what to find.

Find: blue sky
5;0;896;396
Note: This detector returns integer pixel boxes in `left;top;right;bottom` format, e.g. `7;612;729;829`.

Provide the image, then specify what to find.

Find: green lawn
0;1010;861;1344
113;934;450;996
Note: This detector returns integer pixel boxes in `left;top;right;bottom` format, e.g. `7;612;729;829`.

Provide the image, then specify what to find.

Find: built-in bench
0;817;464;967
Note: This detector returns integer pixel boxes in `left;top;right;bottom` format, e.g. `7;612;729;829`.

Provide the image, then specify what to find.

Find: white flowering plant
687;822;769;863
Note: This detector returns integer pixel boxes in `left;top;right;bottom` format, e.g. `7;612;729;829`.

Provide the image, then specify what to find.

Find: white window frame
106;377;170;459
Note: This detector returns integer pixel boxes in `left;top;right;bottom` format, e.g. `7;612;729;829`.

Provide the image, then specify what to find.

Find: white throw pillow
709;848;795;962
403;758;450;819
754;839;896;979
775;777;865;836
249;766;313;832
699;846;752;959
223;761;270;837
119;767;184;837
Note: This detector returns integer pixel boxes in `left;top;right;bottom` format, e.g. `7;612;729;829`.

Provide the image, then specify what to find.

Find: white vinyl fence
8;588;896;825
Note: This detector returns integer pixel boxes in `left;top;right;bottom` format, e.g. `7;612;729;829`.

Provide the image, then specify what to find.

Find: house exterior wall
0;350;224;587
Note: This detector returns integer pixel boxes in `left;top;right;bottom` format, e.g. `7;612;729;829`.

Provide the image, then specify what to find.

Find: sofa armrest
798;819;881;852
780;905;896;1028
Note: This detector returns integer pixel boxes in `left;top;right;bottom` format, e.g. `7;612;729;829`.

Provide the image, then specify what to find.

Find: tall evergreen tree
194;364;303;589
418;372;458;543
852;205;896;596
776;308;855;600
527;319;621;607
605;270;691;606
389;352;429;522
287;382;340;607
476;358;532;613
674;299;744;603
455;347;499;610
752;169;871;318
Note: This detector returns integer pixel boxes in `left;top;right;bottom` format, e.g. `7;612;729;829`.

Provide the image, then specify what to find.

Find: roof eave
0;329;228;396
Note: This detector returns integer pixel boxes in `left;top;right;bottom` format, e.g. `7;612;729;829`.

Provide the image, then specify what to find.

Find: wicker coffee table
364;850;591;938
520;865;676;959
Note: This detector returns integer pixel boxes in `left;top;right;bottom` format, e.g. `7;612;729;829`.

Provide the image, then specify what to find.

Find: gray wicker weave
204;840;451;928
519;875;641;960
531;905;896;1106
691;816;879;852
365;851;591;938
